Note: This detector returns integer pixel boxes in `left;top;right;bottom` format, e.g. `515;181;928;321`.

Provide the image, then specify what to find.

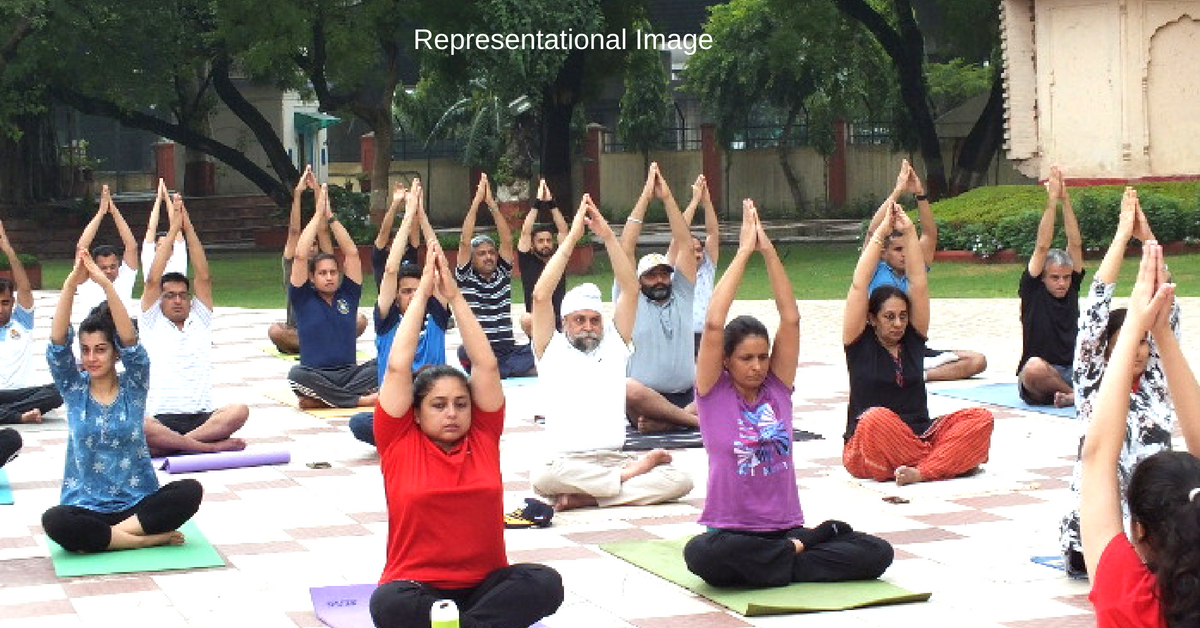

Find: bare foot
297;396;329;410
207;438;246;453
1053;391;1074;408
895;466;923;486
357;393;378;407
141;530;186;547
636;417;675;433
19;409;42;424
621;449;672;482
554;493;598;511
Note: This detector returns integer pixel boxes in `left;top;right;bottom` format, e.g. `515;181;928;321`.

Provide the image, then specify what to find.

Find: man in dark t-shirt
517;178;568;337
1017;166;1085;407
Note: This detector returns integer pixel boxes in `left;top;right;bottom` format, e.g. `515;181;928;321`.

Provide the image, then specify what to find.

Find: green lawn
38;244;1200;308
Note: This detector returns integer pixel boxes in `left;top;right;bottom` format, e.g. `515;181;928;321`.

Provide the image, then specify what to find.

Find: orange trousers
843;406;994;482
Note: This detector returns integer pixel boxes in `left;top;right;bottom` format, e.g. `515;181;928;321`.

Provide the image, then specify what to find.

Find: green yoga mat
0;468;12;504
48;520;225;577
600;537;931;616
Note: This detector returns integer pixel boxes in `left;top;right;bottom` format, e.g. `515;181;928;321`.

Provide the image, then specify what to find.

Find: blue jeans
348;411;375;446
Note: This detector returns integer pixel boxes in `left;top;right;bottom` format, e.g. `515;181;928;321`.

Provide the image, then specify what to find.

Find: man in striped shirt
455;174;537;378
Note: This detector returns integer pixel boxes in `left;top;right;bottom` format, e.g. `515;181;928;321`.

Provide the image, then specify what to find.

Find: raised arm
105;187;140;271
697;201;757;395
1060;169;1084;273
377;184;420;315
657;168;696;283
179;200;213;310
532;198;588;358
76;191;108;253
619;165;658;266
284;166;315;259
1030;165;1062;277
1151;284;1200;455
83;252;136;347
699;177;720;264
144;178;167;246
548;192;569;241
379;251;435;419
141;193;184;312
668;175;703;264
483;182;513;264
1095;187;1138;285
436;251;502;412
863;160;911;248
757;205;798;386
413;178;437;248
290;186;327;288
517;190;539;254
844;201;897;344
896;205;929;336
325;184;363;286
908;166;936;263
1080;243;1172;576
0;221;32;310
374;182;405;249
51;252;89;345
457;174;489;265
603;199;639;345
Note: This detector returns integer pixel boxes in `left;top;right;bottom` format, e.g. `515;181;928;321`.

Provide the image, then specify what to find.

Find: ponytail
1128;451;1200;627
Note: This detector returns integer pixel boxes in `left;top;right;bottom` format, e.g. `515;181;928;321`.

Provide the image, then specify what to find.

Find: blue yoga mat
502;376;539;388
930;383;1075;418
0;468;12;504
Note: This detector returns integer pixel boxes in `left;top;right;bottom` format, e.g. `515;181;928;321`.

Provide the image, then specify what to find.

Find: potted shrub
0;253;42;289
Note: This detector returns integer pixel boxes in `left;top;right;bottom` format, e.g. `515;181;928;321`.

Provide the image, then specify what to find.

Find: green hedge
924;181;1200;256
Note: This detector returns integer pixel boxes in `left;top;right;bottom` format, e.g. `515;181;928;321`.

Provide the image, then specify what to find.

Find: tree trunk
948;71;1005;195
365;106;393;222
0;111;56;204
541;49;585;212
776;101;805;213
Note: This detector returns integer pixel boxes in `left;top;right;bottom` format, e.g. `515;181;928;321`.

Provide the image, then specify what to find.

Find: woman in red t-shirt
1081;242;1200;628
368;246;563;628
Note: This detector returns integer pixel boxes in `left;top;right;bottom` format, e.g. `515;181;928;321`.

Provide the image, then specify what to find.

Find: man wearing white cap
619;164;700;432
529;196;693;511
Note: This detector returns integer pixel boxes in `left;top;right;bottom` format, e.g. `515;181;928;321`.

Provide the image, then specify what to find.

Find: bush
0;253;39;270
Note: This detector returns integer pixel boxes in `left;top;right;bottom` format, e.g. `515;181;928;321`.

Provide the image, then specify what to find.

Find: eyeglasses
162;291;190;301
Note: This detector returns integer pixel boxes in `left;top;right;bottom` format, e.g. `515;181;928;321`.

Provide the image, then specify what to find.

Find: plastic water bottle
430;599;459;628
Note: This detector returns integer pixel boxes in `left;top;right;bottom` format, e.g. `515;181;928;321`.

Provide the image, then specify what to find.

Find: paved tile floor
5;291;1200;628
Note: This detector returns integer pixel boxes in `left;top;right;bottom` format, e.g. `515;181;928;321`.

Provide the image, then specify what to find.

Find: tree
617;20;672;172
686;0;882;212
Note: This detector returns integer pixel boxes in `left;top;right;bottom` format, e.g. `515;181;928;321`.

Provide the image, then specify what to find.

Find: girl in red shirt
368;247;563;628
1081;242;1200;628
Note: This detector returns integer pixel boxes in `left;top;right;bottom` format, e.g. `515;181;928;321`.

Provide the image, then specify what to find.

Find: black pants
0;384;63;424
370;563;563;628
0;427;20;467
287;360;378;408
683;527;894;587
42;479;203;553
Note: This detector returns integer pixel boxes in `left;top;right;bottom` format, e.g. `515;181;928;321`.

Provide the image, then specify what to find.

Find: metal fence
602;126;702;153
391;133;465;161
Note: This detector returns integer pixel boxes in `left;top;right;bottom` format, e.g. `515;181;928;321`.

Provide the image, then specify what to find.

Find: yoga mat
161;449;290;474
260;388;372;419
600;537;931;616
48;520;224;577
310;584;376;628
258;346;369;362
623;426;822;451
1031;555;1064;571
309;584;571;628
929;383;1075;418
0;468;12;505
502;376;540;388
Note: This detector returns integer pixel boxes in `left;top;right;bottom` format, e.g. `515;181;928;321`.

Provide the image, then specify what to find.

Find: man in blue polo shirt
348;182;449;444
286;185;378;409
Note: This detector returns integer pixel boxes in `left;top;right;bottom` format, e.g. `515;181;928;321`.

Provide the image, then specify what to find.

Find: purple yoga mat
308;584;557;628
161;449;290;474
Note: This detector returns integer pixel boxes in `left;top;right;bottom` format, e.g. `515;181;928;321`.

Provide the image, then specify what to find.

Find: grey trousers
287;360;378;408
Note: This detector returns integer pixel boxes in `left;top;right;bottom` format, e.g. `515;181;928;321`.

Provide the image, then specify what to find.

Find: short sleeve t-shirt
844;326;930;441
77;263;137;319
697;371;804;531
536;322;630;454
140;238;188;281
374;298;449;383
1018;268;1085;373
375;402;507;590
517;249;565;323
691;253;716;334
140;297;214;415
289;278;361;368
456;258;517;349
625;272;696;394
47;330;158;513
0;304;34;389
867;260;910;296
1089;533;1163;628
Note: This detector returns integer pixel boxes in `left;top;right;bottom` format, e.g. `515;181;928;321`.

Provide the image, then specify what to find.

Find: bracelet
627;217;642;223
915;194;927;202
870;236;885;248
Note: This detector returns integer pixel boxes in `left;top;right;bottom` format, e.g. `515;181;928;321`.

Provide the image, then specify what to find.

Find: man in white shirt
75;185;139;318
529;195;692;511
140;195;249;456
0;220;61;424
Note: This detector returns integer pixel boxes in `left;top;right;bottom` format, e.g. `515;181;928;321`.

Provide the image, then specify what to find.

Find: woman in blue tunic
41;251;202;553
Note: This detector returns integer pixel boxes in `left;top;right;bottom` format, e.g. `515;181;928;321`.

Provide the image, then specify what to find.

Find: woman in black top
841;201;994;485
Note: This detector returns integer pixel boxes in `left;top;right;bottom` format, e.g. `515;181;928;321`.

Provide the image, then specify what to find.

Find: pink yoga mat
155;449;290;474
308;584;557;628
